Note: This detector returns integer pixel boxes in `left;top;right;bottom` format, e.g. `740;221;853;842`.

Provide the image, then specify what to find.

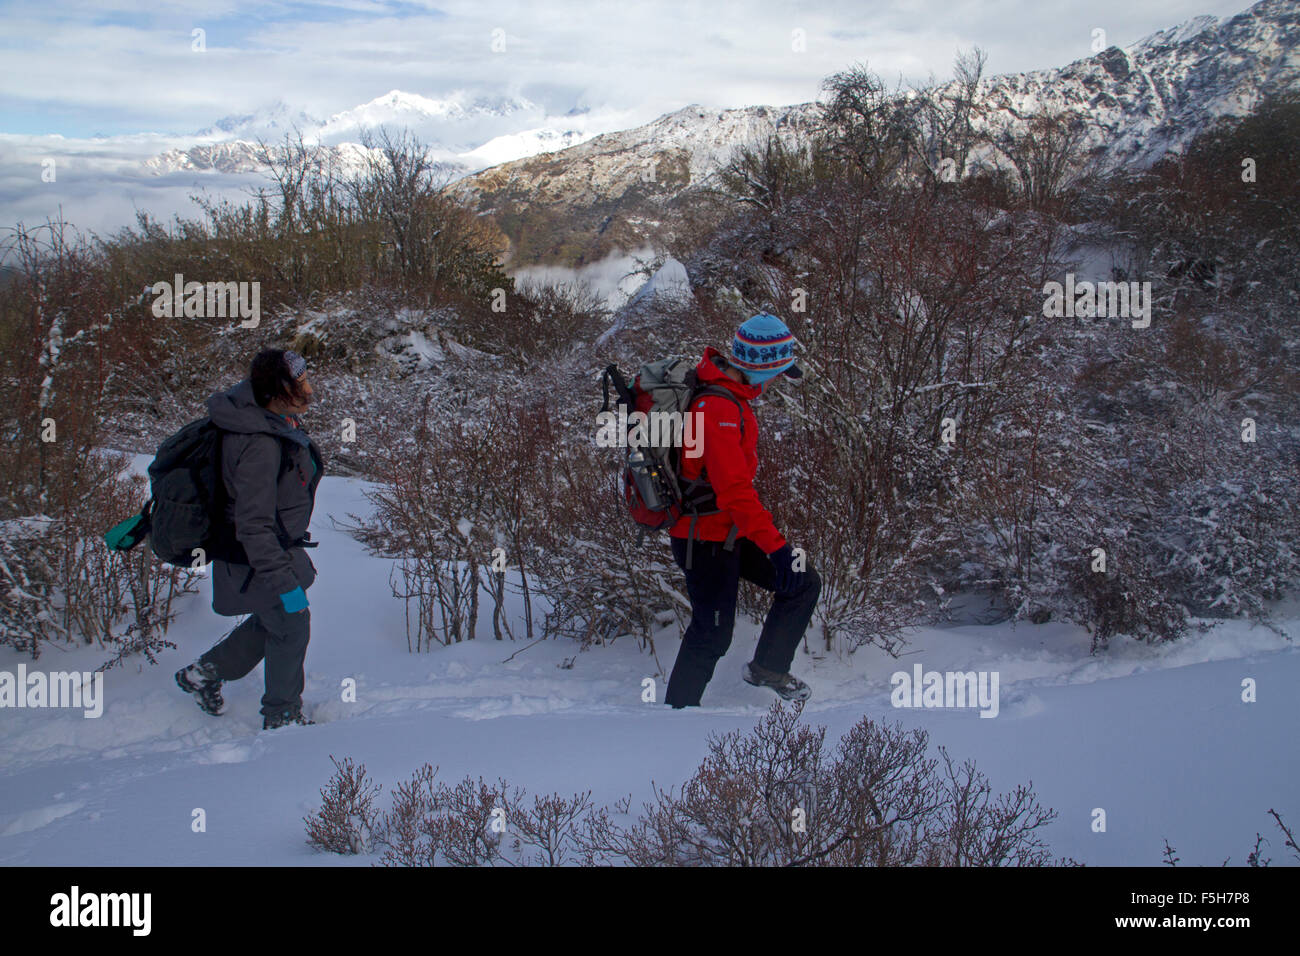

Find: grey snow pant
200;605;311;717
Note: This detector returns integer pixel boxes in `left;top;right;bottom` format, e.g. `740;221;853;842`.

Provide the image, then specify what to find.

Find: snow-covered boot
175;661;225;716
262;708;315;731
743;661;812;702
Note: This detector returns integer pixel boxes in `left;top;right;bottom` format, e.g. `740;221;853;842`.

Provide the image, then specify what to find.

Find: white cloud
2;0;1259;136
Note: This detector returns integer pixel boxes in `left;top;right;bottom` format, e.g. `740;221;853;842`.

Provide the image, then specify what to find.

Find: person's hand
279;586;309;614
768;544;801;595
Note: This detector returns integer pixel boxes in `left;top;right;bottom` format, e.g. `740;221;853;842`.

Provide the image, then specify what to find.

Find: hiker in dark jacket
665;312;821;708
175;349;324;730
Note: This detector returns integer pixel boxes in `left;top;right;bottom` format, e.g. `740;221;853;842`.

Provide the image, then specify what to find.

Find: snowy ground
1;458;1295;866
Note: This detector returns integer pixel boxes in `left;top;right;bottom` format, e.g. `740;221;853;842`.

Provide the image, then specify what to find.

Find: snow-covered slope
969;0;1299;169
460;101;819;209
0;458;1295;866
463;126;598;168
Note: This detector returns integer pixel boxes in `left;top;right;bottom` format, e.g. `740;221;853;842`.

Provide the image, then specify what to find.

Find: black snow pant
200;605;311;717
665;535;821;708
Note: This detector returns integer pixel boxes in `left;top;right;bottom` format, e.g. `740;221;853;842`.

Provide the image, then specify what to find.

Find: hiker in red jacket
666;312;821;708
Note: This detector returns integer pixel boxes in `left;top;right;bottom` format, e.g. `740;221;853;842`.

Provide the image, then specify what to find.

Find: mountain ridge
141;0;1297;266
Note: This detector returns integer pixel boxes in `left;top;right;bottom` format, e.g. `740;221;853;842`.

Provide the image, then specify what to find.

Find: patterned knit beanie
730;312;802;384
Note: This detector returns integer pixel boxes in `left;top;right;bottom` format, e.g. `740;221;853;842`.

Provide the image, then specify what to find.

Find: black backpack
104;417;289;568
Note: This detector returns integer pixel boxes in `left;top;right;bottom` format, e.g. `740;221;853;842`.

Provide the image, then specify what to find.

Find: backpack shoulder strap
688;385;747;437
275;434;293;477
214;425;296;547
601;364;637;412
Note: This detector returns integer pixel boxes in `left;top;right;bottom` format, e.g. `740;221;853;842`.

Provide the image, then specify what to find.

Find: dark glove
768;544;801;595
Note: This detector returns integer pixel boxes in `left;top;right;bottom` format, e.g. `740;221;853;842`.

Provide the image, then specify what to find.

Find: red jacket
669;347;787;554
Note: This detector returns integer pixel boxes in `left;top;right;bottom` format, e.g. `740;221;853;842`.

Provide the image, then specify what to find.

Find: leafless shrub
529;445;680;656
373;766;593;867
427;775;514;866
734;181;1060;651
578;703;830;866
305;756;383;855
931;749;1059;866
495;279;608;368
332;704;1063;867
0;516;63;656
355;390;557;648
1165;809;1297;867
986;106;1096;215
359;396;487;648
376;763;441;866
0;222;196;660
67;453;197;664
508;789;595;867
574;703;1064;867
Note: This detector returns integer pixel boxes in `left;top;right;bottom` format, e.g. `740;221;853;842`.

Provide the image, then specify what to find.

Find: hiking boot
175;661;224;716
262;708;315;731
743;661;812;702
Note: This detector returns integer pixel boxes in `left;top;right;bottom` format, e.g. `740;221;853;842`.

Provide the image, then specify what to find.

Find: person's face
285;373;312;414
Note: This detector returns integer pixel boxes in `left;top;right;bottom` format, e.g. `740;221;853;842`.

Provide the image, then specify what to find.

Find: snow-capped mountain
463;127;597;168
194;100;322;141
966;0;1298;170
148;88;588;176
455;0;1297;265
459;102;819;211
316;89;542;147
142;140;380;177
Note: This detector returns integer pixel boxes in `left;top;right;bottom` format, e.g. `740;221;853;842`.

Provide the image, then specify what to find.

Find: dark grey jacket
207;379;324;616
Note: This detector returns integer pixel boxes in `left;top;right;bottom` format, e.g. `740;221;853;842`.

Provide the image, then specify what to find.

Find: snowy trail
1;459;1295;866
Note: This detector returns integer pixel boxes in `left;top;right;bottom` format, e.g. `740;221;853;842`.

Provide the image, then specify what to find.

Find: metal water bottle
627;448;665;511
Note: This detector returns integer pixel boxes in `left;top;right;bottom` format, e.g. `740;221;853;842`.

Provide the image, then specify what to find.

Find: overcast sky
0;0;1260;138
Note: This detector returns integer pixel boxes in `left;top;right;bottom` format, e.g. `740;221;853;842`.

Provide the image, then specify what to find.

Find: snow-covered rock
626;257;692;309
596;257;695;347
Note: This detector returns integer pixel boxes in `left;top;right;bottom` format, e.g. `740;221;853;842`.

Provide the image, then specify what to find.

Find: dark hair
250;348;307;407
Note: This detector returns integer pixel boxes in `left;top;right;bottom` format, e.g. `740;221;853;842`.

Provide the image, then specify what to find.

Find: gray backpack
600;357;746;542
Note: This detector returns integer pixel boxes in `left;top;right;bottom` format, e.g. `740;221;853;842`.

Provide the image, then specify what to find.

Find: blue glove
279;586;309;614
768;544;801;595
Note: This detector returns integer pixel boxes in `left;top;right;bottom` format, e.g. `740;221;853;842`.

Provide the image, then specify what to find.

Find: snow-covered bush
1156;473;1299;619
463;278;608;369
709;178;1062;652
358;397;491;648
0;495;196;664
66;455;197;665
304;756;382;855
0;516;63;655
0;223;196;661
